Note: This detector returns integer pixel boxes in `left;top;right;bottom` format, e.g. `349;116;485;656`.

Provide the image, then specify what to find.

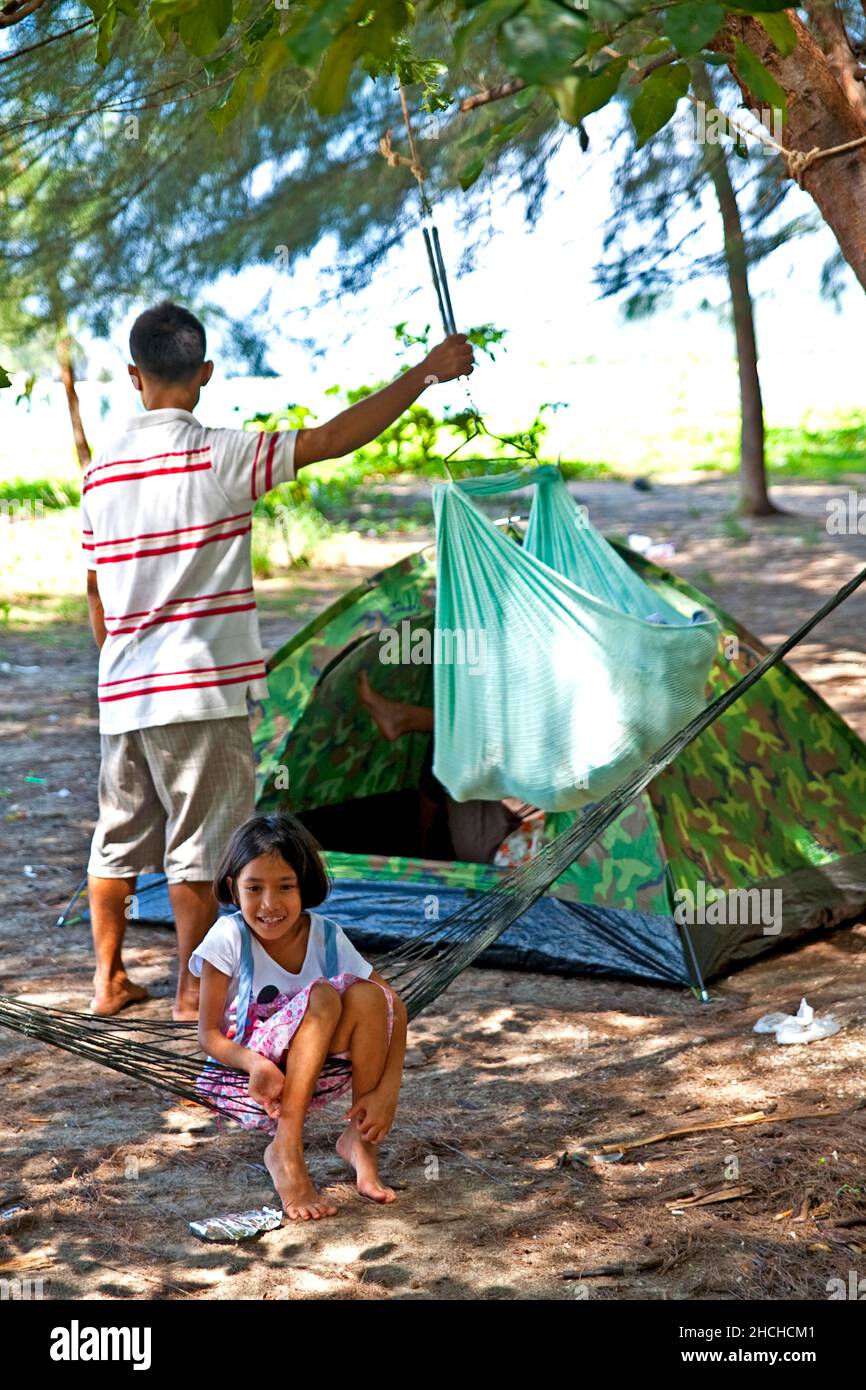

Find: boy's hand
421;333;475;387
248;1057;284;1120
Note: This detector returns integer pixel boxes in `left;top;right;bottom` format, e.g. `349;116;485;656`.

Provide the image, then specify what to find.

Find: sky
3;96;866;481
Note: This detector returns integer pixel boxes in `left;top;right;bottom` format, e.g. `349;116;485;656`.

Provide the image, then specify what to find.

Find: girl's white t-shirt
189;911;373;1033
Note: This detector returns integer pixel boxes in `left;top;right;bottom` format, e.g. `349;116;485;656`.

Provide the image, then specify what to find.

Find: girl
190;813;407;1221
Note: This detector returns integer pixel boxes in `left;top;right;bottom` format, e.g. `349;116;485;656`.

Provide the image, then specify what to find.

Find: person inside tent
356;670;544;867
83;300;474;1018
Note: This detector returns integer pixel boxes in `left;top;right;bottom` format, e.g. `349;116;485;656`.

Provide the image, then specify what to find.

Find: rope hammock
2;559;865;1121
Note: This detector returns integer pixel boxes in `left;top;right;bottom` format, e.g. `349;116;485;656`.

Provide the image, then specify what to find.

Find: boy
84;301;473;1017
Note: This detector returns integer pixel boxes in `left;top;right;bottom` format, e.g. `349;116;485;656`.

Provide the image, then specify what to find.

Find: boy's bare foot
357;670;407;742
90;975;150;1017
172;1003;199;1022
173;983;200;1022
264;1141;338;1221
336;1123;396;1204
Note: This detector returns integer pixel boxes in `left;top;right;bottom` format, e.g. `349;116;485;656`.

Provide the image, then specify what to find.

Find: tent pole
666;864;710;1001
54;871;88;928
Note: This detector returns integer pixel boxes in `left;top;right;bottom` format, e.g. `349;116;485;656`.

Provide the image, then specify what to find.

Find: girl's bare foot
357;670;406;742
90;975;150;1017
264;1141;338;1221
336;1123;396;1204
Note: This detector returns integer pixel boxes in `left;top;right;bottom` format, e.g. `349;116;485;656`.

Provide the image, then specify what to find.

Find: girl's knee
344;979;387;1014
307;981;343;1017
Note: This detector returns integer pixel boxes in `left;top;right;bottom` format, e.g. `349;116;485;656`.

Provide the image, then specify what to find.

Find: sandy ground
1;477;865;1301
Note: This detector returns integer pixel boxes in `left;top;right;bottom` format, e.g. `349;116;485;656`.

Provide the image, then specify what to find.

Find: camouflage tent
250;540;866;989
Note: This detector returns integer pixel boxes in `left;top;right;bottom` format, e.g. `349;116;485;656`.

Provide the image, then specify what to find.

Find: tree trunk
805;2;866;125
57;336;91;468
718;14;866;292
692;63;776;517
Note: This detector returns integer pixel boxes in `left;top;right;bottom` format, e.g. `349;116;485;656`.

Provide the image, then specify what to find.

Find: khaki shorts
88;716;255;883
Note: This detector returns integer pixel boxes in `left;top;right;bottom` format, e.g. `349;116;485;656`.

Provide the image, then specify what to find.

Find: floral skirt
195;973;394;1135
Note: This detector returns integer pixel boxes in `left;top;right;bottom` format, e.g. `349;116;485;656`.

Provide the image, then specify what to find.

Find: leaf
755;10;797;56
733;39;787;115
664;2;723;57
585;31;610;57
95;3;118;65
208;67;252;133
149;0;203;19
177;0;233;57
253;32;291;99
0;365;12;389
727;0;796;11
312;27;364;114
454;0;524;65
587;0;648;22
500;0;589;84
458;154;487;189
546;56;626;126
286;0;364;67
357;0;411;64
630;61;690;146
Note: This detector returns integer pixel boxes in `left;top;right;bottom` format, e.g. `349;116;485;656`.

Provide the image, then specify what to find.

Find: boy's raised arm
293;333;474;472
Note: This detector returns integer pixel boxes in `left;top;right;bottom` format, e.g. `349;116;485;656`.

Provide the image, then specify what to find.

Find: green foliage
0;478;81;510
546;57;627;128
75;0;802;161
597;77;820;329
683;412;866;480
755;10;798;55
732;38;788;114
499;0;590;85
238;321;569;545
0;365;11;389
663;3;724;56
630;63;690;146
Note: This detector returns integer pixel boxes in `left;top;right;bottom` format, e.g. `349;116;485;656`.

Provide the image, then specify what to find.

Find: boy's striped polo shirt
81;407;297;735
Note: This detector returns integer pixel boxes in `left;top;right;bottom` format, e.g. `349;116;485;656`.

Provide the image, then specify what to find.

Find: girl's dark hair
213;813;330;909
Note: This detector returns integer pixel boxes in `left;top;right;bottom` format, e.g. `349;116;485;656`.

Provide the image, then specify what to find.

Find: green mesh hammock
432;466;720;811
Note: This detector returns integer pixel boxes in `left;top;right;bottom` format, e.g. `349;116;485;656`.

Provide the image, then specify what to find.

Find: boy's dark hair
129;301;206;382
214;813;330;910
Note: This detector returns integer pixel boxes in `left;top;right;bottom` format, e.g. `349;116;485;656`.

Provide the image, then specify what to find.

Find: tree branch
629;49;677;85
459;79;526;112
0;0;48;27
0;16;93;63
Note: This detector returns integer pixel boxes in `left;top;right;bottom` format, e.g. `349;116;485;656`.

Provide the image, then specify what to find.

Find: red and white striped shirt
81;407;297;734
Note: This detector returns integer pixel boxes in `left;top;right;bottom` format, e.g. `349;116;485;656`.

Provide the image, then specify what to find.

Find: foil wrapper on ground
0;1204;31;1231
189;1206;283;1243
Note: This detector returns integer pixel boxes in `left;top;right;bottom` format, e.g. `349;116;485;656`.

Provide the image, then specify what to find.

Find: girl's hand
346;1087;397;1143
248;1057;284;1120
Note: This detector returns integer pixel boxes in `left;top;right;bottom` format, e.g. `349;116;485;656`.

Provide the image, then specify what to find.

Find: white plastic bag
753;997;840;1045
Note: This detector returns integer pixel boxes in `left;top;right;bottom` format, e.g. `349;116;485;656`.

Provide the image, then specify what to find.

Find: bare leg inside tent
89;874;150;1016
167;880;217;1021
358;670;441;854
357;669;434;740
